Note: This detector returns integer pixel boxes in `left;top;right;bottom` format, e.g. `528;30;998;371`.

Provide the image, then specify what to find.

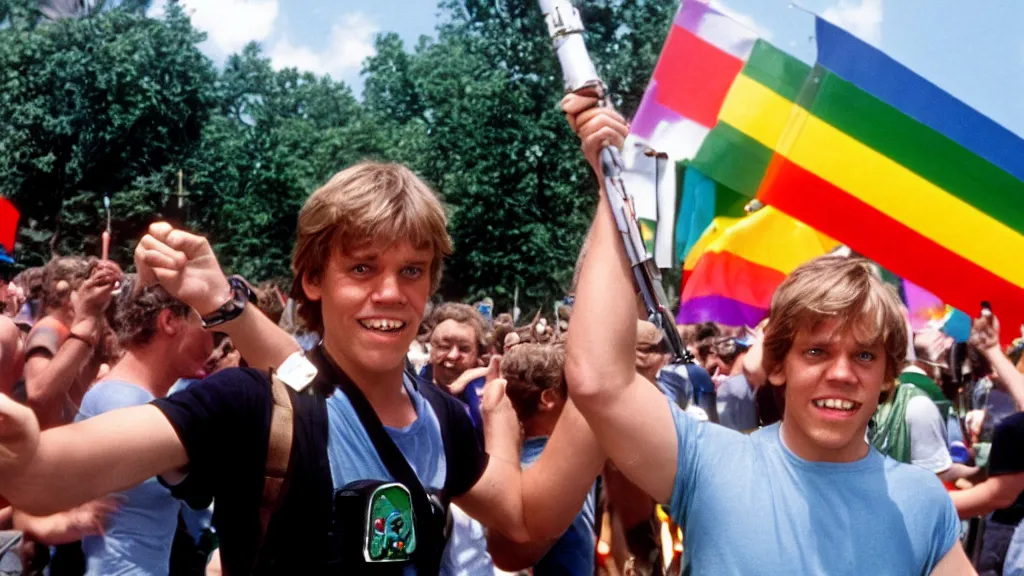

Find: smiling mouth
812;398;860;412
359;319;407;333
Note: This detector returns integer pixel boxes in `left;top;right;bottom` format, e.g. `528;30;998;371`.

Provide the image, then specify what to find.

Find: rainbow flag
677;206;838;327
622;0;758;268
674;165;749;267
751;18;1024;342
689;39;810;198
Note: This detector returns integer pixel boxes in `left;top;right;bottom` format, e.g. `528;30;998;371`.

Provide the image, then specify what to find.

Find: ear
157;309;181;337
539;388;561;410
301;271;322;303
768;363;786;387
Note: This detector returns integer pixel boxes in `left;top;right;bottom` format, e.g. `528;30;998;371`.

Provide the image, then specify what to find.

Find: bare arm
486;531;557;571
937;463;980;484
135;223;300;372
950;471;1024;519
455;377;604;543
0;318;23;395
13;497;117;545
0;405;186;516
562;94;678;504
930;541;976;576
23;332;94;415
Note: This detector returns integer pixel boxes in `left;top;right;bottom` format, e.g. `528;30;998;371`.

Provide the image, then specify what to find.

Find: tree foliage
0;0;676;313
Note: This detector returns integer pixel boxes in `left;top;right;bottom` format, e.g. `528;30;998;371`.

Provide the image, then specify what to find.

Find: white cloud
822;0;883;45
149;0;279;56
268;13;379;80
708;0;774;41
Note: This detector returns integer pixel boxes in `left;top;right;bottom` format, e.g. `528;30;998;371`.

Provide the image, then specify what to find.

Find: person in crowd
0;161;603;575
70;277;214;575
953;313;1024;575
23;257;122;429
489;342;596;575
0;315;22;397
709;334;759;432
641;321;716;422
741;319;784;427
871;335;978;483
425;302;491;432
562;93;971;574
423;302;498;574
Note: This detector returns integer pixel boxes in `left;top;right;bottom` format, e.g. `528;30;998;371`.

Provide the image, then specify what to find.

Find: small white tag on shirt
276;351;318;392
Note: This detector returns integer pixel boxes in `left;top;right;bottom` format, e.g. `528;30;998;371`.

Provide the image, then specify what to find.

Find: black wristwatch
200;276;255;329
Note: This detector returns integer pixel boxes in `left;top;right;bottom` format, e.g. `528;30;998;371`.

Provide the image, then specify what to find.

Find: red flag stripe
653;25;745;130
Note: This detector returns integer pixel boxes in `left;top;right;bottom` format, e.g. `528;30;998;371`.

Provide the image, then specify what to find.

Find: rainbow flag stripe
677;206;838;327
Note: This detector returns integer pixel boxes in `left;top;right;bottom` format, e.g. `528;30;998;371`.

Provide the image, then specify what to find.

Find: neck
778;420;870;464
523;407;561;439
322;334;413;426
49;307;74;327
103;345;180;398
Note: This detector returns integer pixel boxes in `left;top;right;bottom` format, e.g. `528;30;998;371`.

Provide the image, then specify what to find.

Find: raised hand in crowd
969;311;1024;411
134;222;299;371
70;260;123;339
560;93;628;181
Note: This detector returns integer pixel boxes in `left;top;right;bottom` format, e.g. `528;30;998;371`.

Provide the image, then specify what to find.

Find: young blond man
0;162;603;574
563;95;973;575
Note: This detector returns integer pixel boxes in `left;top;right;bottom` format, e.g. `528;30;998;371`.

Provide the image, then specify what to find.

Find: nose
444;346;461;361
826;354;857;384
371;272;405;305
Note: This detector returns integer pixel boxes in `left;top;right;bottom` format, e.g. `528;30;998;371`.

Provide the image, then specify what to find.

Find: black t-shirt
152;366;488;574
988;411;1024;525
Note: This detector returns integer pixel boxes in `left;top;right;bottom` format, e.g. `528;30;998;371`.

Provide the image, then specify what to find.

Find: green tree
0;2;216;264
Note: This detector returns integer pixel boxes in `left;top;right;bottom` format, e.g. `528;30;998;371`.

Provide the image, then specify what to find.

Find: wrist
70;317;101;339
195;278;233;318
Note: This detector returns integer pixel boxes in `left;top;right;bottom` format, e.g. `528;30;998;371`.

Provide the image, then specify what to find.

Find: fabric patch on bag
364;483;417;562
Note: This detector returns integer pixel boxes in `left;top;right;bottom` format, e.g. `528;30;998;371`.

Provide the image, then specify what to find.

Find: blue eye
403;266;425;279
857;351;877;362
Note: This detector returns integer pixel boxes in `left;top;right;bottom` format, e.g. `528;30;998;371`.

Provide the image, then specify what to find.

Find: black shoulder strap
309;346;442;571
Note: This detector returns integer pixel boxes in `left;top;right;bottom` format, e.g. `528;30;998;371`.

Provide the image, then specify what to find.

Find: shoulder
25;316;66;355
904;393;942;424
152;368;274;435
880;455;951;504
995;411;1024;436
80;381;154;415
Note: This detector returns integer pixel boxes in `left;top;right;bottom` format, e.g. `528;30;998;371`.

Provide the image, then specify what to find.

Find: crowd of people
0;95;1016;576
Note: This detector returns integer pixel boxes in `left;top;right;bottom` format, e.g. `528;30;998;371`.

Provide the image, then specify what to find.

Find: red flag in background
0;198;19;263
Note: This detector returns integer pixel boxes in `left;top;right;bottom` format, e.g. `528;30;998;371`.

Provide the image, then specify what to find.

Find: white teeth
361;319;405;332
814;399;856;411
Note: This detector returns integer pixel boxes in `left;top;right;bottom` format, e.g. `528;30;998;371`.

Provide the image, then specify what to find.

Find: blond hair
291;162;453;333
762;256;907;387
502;343;566;423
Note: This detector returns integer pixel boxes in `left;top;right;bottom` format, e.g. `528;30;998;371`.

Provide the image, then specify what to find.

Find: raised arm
24;262;120;415
970;314;1024;411
135;223;300;371
456;378;603;543
562;94;679;504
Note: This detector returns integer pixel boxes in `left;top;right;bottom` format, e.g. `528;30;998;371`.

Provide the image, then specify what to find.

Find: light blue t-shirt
76;381;182;576
521;436;595;576
667;401;959;575
325;377;492;576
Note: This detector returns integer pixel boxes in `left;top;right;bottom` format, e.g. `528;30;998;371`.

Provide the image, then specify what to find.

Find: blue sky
147;0;1024;138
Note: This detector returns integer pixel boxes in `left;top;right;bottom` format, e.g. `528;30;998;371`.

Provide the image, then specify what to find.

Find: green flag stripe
805;66;1024;235
742;40;813;102
691;122;773;197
